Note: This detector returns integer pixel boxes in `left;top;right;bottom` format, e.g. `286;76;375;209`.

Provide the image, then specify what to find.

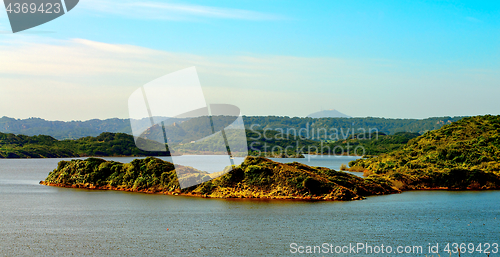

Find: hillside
0;129;418;158
0;116;132;139
349;115;500;190
40;156;396;201
320;131;420;156
0;132;169;158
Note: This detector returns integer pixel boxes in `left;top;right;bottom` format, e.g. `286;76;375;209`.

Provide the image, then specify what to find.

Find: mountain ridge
1;115;465;140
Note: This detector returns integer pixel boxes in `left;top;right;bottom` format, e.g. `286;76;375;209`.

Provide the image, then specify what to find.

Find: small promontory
349;115;500;190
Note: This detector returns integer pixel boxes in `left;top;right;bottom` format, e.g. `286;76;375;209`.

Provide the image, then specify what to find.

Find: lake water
0;156;499;256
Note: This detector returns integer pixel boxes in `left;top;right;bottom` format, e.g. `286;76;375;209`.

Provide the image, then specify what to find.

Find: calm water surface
0;157;499;256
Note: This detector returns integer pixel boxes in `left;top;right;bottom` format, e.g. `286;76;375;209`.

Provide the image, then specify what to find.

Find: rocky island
40;156;396;201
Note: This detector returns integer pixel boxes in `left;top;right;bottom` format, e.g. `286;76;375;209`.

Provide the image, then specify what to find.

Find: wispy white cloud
0;37;354;120
0;38;499;121
79;0;285;21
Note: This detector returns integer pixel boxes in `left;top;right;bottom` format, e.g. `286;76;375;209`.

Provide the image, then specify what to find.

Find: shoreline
39;181;362;201
39;180;498;202
1;153;365;160
1;152;365;159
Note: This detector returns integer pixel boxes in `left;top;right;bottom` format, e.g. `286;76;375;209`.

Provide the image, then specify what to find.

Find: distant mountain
307;109;351;118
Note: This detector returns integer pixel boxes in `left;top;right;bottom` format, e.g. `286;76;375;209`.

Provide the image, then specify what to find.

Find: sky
0;0;499;121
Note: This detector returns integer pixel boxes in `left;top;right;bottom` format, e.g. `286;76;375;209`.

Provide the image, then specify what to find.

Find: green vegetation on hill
0;130;422;158
0;132;169;158
153;129;420;157
349;115;500;190
41;156;396;201
43;157;180;191
0;133;74;158
322;132;421;156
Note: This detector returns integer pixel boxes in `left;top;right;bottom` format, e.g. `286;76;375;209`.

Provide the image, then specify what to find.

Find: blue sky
0;0;499;120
